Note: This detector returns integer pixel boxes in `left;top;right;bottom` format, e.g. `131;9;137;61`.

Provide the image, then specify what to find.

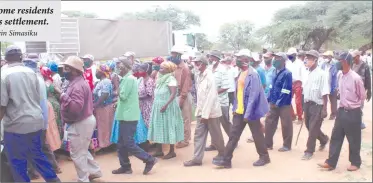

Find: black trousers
224;114;269;161
303;102;328;153
228;92;235;108
326;108;362;168
265;105;293;149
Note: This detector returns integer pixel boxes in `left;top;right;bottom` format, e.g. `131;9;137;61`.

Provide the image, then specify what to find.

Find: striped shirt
303;67;330;105
208;64;230;107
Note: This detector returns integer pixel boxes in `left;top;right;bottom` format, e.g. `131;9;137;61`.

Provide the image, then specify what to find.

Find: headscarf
160;61;177;73
132;63;141;73
152;56;164;65
106;60;116;71
97;64;111;78
40;66;54;82
139;62;151;72
47;61;59;73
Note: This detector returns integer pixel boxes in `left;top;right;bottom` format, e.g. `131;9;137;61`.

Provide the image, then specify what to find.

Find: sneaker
143;158;158;175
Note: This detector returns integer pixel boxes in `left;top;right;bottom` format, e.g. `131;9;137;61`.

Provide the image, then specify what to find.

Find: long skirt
94;104;115;148
45;102;62;152
147;86;184;144
110;112;148;145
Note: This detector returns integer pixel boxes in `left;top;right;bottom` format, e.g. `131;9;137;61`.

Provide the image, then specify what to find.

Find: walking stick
295;121;304;146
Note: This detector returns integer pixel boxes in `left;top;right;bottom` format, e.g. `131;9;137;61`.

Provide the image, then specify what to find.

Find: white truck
13;17;199;63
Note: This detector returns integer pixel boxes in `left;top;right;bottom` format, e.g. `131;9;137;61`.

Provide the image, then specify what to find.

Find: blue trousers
117;121;153;168
3;130;60;182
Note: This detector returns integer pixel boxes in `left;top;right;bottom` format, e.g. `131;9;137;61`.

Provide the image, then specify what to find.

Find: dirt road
35;101;372;182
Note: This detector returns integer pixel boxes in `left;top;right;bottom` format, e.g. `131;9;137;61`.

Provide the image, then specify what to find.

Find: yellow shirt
236;70;248;114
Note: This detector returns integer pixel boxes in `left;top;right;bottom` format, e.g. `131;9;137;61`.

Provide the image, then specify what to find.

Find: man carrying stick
301;50;330;160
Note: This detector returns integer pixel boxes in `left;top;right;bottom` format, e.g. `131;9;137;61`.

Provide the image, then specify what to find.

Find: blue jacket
268;68;292;107
232;67;269;121
321;62;338;94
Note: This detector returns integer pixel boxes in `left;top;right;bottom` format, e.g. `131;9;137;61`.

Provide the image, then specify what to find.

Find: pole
295;121;304;146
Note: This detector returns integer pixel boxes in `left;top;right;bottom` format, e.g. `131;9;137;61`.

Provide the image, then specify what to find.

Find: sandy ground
34;101;372;182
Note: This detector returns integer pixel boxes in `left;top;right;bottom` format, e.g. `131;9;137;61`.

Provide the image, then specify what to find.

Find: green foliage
1;41;12;56
260;1;372;51
218;20;256;50
117;5;201;30
62;10;98;18
195;33;212;51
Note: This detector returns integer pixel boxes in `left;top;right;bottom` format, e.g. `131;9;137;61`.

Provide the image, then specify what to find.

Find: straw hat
61;56;84;72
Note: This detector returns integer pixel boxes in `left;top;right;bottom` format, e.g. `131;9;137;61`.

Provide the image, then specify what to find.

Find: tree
195;33;213;51
259;1;372;51
117;5;201;30
62;10;98;18
0;41;12;56
218;20;256;50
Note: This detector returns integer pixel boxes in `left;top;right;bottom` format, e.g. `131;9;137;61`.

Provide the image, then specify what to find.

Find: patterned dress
93;78;115;149
138;77;155;127
147;74;184;144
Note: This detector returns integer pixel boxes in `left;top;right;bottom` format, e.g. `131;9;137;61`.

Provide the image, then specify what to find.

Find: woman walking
93;64;115;151
148;61;184;159
151;56;164;79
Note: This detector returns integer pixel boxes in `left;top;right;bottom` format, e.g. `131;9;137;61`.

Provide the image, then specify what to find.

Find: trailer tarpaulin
78;18;172;60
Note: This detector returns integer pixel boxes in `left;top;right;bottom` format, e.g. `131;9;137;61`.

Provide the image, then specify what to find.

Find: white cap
235;49;252;58
287;47;297;55
123;51;135;57
170;45;185;54
251;52;260;61
82;54;94;61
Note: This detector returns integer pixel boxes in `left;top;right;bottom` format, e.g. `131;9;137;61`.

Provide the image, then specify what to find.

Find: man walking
0;45;60;182
212;49;270;168
321;51;339;120
183;56;225;167
287;48;305;123
351;50;371;129
168;46;193;149
318;52;366;171
205;50;232;151
55;56;102;182
265;52;293;152
301;50;330;160
112;57;157;175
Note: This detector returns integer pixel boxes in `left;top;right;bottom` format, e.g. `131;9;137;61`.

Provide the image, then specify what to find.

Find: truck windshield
185;33;195;48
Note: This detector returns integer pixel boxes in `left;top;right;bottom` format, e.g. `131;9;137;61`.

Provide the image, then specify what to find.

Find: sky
61;1;306;41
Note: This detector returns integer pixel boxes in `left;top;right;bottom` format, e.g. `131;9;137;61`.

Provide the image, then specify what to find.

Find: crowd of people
0;44;371;182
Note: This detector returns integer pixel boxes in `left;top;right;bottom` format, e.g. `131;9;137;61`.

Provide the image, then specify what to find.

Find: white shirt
291;59;307;82
303;67;330;105
285;60;294;73
226;66;239;92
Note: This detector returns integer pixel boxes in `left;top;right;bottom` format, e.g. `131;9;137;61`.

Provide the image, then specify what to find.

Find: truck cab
172;30;198;57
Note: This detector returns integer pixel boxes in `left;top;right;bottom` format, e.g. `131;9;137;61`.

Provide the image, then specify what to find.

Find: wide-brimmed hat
235;49;252;58
322;50;333;57
191;56;208;65
305;50;320;58
209;50;223;60
61;56;84;72
350;50;361;58
287;47;298;55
